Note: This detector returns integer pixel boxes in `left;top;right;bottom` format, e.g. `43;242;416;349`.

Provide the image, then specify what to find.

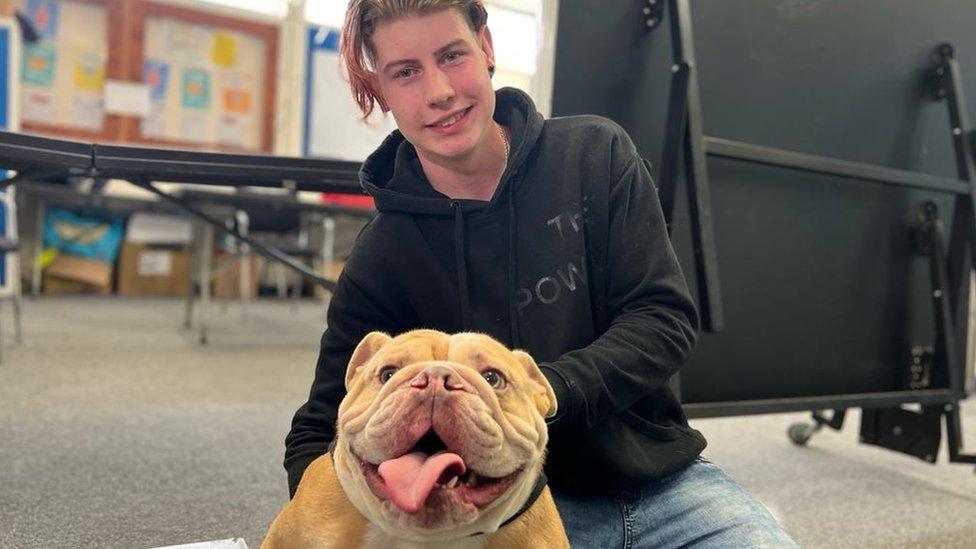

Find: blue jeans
552;458;798;548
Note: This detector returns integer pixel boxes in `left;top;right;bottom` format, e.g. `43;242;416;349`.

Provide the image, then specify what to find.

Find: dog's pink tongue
378;451;465;513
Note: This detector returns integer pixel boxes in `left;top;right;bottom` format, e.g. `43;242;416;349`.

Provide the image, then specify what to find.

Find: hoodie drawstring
452;201;473;329
507;184;522;348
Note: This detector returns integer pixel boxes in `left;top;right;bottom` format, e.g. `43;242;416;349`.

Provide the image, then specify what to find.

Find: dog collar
327;443;549;538
472;471;548;537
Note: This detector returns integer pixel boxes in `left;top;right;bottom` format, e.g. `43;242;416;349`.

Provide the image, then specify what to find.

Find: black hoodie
285;87;706;497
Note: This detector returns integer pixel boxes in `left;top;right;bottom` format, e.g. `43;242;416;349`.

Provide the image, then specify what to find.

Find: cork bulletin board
9;0;277;151
16;0;121;141
130;1;278;152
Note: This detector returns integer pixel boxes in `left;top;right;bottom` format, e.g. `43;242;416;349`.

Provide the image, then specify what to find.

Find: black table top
0;130;365;194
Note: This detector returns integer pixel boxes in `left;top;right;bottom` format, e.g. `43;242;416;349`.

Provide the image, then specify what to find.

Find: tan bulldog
262;329;569;549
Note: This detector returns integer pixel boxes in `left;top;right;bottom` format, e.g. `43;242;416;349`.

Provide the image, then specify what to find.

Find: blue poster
0;26;9;129
181;68;210;109
26;0;59;41
22;43;55;86
0;26;10;285
144;59;169;102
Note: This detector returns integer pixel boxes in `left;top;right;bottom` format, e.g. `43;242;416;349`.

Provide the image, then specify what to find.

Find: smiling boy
285;1;798;546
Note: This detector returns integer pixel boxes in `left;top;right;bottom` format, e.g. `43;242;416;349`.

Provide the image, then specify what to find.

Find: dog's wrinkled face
332;330;557;541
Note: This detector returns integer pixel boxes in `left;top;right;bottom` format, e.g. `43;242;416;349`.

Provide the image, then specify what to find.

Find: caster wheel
788;423;814;446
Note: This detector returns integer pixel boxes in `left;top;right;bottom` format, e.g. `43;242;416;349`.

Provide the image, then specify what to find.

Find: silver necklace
498;123;510;165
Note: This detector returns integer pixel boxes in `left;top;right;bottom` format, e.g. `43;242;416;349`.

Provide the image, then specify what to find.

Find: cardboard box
117;242;190;296
43;253;113;295
213;253;264;299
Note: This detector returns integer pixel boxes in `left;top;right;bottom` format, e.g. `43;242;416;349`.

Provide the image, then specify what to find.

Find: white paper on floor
149;538;248;549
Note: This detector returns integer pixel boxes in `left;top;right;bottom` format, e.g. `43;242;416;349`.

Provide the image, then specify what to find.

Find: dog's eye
378;365;398;384
482;369;506;389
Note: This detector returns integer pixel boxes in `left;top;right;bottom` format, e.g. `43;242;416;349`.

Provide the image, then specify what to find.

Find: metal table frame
0;131;373;343
649;0;975;468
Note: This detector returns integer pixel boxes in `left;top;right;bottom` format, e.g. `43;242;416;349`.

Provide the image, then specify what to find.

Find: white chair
0;188;23;361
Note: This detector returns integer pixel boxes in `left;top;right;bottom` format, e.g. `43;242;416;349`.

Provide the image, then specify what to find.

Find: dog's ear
346;331;393;389
513;350;558;419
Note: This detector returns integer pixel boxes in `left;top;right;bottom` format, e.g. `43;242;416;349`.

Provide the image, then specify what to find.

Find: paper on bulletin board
212;32;237;68
144;59;170;102
166;21;209;63
181;68;210;109
216;114;243;146
221;89;250;113
104;80;150;116
72;95;102;130
142;104;166;137
220;70;252;112
26;0;59;40
22;42;55;86
180;113;207;142
23;89;54;123
72;49;104;92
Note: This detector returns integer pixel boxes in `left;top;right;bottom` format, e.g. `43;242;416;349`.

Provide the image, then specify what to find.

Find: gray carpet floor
0;296;974;549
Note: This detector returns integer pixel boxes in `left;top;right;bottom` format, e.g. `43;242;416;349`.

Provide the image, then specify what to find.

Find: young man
285;1;798;546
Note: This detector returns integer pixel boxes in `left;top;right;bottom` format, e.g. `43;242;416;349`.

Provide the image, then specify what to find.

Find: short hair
340;0;489;119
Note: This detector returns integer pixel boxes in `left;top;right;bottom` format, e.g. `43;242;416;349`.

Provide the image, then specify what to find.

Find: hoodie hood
360;87;545;215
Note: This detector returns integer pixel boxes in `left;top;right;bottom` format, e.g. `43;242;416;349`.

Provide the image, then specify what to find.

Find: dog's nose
409;372;429;389
409;365;470;392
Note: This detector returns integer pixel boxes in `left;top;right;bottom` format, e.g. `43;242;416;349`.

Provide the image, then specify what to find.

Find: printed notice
23;90;55;123
104;81;151;117
216;114;244;146
142;105;167;138
73;95;103;130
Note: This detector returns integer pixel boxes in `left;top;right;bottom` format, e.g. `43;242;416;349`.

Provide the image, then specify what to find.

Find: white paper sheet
104;80;151;116
149;539;248;549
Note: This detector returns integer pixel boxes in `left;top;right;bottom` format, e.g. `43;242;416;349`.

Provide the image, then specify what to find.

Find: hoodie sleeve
540;133;700;430
283;267;403;498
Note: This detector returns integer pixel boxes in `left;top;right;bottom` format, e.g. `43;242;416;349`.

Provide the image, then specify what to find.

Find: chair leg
13;285;22;345
184;223;197;329
275;264;287;299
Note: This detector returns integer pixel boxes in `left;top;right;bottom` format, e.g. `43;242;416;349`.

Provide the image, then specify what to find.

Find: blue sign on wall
0;26;9;129
0;24;12;284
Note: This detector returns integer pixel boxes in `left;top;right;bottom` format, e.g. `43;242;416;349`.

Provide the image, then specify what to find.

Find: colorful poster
26;0;59;41
222;88;251;113
144;60;169;102
22;43;56;86
212;32;238;68
73;50;104;92
23;90;54;123
181;68;210;109
73;95;103;130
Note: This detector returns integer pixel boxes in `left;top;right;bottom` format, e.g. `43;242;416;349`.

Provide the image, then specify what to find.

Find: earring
488;63;495;76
